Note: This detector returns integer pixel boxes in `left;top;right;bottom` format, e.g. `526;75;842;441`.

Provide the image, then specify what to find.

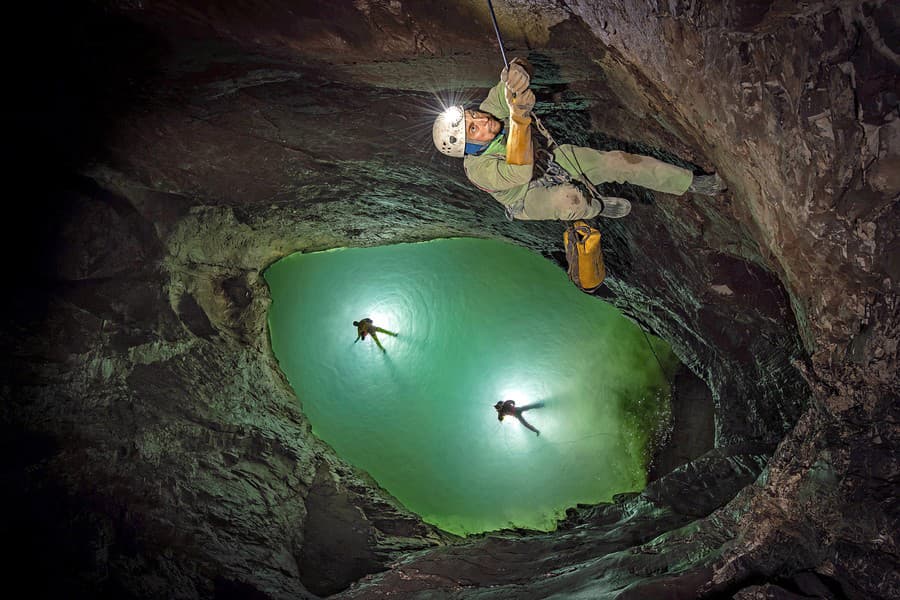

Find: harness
511;142;603;221
531;117;607;213
530;148;571;189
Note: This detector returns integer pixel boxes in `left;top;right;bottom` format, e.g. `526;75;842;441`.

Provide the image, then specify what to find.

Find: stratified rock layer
1;1;896;599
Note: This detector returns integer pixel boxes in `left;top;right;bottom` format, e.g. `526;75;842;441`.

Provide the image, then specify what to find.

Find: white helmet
433;105;466;157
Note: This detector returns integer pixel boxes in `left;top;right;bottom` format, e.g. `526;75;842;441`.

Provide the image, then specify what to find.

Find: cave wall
1;1;897;599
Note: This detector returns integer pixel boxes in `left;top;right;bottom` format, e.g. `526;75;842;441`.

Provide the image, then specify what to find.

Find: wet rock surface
1;1;897;599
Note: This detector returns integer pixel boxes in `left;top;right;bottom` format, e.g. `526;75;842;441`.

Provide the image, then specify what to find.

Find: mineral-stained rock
1;1;896;599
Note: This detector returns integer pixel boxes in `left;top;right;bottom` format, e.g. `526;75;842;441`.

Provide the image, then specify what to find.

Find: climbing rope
639;323;673;385
486;0;509;69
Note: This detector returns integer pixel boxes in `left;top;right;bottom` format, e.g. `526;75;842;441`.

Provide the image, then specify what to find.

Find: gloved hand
500;57;532;94
506;87;535;118
506;86;534;165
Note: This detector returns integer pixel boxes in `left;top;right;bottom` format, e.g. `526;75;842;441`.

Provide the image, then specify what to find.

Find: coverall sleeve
479;80;510;120
465;153;532;193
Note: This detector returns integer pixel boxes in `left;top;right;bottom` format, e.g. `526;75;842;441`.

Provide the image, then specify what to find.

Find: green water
265;238;677;536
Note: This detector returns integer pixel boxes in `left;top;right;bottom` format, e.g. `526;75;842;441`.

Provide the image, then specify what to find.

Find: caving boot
597;196;632;219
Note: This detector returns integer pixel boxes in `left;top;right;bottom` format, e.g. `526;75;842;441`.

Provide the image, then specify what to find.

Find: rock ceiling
2;1;897;598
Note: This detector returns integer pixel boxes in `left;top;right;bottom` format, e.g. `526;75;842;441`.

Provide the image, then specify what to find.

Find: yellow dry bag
564;220;606;292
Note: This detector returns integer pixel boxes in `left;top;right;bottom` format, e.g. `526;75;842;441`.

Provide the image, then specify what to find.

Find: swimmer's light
499;387;528;405
367;306;399;335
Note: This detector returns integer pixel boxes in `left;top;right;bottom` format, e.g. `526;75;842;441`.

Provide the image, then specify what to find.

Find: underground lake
265;238;678;535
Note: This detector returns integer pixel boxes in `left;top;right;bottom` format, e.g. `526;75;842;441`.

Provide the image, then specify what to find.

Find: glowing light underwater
265;238;677;536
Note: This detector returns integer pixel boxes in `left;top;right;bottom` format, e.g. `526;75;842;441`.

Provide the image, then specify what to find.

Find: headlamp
441;106;464;127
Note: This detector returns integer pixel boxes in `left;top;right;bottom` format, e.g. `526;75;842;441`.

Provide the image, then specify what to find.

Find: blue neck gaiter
465;129;506;156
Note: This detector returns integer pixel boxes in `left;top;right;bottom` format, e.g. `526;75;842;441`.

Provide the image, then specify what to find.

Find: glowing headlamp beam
441;106;464;127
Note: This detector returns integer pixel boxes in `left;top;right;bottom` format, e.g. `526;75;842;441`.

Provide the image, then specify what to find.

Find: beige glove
505;87;534;166
506;87;535;118
501;59;531;94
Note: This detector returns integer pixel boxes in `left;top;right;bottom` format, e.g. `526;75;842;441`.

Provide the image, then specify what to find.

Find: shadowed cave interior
2;1;897;599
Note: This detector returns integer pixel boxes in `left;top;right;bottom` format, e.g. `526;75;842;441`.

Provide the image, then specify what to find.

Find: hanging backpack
564;220;606;292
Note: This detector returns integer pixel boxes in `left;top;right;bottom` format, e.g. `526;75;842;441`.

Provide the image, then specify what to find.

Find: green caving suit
463;81;695;221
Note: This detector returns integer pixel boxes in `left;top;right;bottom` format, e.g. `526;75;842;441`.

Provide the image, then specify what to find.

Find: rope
640;325;671;384
532;113;557;148
486;0;509;69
